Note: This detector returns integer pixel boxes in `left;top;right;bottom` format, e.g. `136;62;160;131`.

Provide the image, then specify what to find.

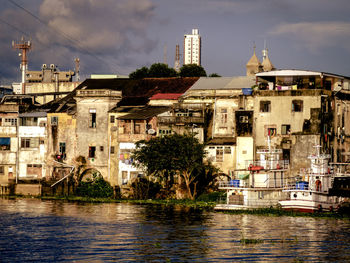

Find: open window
89;109;96;128
260;101;271;112
281;124;291;135
0;138;10;151
89;146;96;158
292;100;303;112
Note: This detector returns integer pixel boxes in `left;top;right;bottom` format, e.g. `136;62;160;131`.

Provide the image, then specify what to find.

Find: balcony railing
243;159;289;170
157;116;204;124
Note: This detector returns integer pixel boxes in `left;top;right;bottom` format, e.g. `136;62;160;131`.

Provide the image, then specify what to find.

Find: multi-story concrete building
181;76;256;176
183;29;201;66
255;69;350;175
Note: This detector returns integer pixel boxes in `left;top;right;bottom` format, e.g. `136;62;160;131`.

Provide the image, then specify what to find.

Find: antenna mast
174;44;181;72
163;44;167;65
12;36;31;93
74;58;80;81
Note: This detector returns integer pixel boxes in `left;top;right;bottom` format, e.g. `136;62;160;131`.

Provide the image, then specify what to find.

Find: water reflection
0;198;349;262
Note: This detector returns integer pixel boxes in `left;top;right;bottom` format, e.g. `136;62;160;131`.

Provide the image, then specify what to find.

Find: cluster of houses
1;51;350;197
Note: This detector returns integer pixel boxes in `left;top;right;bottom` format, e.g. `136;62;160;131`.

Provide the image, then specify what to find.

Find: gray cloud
269;21;350;52
0;0;156;83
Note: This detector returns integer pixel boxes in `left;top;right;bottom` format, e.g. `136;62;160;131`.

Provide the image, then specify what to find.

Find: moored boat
215;138;290;210
279;145;350;212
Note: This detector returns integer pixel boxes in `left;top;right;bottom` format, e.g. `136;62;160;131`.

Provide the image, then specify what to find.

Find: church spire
261;41;275;71
246;43;261;76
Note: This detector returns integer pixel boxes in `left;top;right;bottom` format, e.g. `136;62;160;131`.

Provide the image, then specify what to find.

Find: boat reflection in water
1;198;350;262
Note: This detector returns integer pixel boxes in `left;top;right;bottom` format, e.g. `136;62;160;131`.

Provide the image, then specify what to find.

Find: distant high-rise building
183;28;201;66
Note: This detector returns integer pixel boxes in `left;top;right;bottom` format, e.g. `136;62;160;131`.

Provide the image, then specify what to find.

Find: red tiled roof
150;93;183;100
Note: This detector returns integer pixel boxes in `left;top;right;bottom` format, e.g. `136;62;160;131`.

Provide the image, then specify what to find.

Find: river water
0;198;349;262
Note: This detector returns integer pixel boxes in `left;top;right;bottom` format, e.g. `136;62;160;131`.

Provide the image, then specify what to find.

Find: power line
0;17;29;37
6;0;122;74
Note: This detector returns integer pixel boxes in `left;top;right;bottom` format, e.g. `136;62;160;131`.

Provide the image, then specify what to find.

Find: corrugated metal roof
117;106;170;120
185;76;256;91
19;110;48;117
150;93;183;100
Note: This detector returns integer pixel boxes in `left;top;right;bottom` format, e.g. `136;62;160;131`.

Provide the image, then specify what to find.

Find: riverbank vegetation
131;133;219;200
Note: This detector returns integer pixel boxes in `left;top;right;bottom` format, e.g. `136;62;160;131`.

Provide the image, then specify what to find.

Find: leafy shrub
76;175;114;198
130;177;161;199
196;191;226;202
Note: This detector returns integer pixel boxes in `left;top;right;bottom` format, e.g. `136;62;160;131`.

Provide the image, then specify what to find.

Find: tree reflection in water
0;199;349;262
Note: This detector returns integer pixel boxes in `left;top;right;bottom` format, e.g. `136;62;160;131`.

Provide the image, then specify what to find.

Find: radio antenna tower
74;58;80;81
12;36;31;93
163;44;168;65
174;44;181;72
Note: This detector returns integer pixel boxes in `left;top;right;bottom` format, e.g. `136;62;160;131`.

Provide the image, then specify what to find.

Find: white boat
279;145;350;212
215;138;290;210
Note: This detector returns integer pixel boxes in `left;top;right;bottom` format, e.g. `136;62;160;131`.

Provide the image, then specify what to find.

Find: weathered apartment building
1;66;350;194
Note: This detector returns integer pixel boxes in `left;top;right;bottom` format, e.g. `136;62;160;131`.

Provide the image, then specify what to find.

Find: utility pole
12;37;31;94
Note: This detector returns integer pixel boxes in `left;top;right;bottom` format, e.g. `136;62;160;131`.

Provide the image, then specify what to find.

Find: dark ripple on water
0;198;350;262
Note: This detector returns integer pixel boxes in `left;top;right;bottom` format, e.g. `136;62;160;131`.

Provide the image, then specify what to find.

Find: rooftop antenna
12;36;31;93
74;58;80;81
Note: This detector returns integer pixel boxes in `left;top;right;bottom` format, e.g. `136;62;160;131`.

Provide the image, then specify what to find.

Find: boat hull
279;199;338;213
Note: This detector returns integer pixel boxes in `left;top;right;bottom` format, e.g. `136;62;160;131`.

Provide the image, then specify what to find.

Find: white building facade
183;29;201;66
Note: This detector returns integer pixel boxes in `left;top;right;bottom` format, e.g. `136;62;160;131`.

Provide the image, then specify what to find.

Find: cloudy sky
1;0;350;84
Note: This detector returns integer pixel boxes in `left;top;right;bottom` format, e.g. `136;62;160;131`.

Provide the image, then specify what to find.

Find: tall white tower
183;28;201;66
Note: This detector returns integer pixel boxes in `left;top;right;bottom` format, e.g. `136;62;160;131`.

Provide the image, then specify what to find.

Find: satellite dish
147;129;155;135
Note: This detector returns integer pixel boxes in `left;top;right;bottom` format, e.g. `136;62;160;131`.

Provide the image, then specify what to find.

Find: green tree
132;133;217;200
129;63;178;79
129;66;149;79
179;64;207;77
148;63;177;78
209;73;221;77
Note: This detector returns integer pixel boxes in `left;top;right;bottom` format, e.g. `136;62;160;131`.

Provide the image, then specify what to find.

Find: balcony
157;116;204;124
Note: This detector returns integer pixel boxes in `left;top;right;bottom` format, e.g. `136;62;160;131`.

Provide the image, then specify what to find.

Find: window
4;118;17;126
224;147;231;154
281;125;291;135
122;171;128;185
21;138;39;148
89;146;96;158
220;108;228;124
89;109;96;128
27;164;42;177
216;147;223;162
134;124;141;134
260;101;271;112
159;129;172;136
239;116;249;123
266;127;277;137
292;100;303;112
59;142;66;154
21;117;38;126
51;116;58;125
0;138;10;151
110;115;115;123
110;146;115;154
0;166;4;175
100;146;104;151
